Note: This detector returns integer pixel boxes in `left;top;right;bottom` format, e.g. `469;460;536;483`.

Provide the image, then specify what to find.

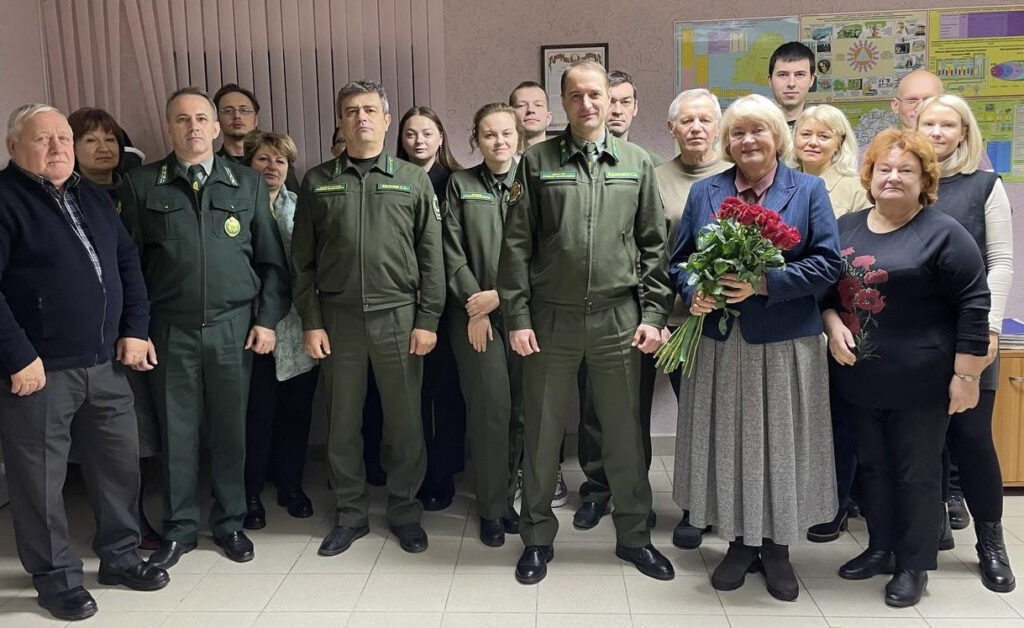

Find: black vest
931;170;1000;390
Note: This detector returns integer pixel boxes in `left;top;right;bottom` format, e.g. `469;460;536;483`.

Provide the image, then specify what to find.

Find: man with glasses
213;83;300;190
890;69;943;129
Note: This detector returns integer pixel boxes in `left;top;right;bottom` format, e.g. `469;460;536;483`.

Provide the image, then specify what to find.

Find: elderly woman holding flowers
824;129;990;607
669;93;842;602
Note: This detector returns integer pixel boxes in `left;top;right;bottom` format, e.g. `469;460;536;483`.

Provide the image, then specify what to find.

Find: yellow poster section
928;7;1024;98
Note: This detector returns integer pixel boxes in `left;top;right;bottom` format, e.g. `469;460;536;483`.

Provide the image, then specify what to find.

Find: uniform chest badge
224;215;241;237
431;195;442;221
508;181;522;206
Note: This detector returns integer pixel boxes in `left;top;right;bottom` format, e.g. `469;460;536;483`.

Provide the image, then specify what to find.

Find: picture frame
541;43;608;133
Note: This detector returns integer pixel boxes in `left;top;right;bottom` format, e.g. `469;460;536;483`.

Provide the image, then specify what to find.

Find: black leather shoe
215;530;255;563
672;513;706;549
147;540;197;571
98;561;169;591
37;586;97;621
838;548;895;580
616;544;675;580
318;525;370;556
244;493;266;530
939;502;955;551
515;545;553;584
948;494;970;530
573;501;608;530
647;510;657;529
976;520;1016;592
807;507;849;543
277;485;314;519
711;540;761;591
391;523;429;553
760;541;799;601
885;569;927;607
479;518;505;547
501;506;520;534
418;476;455;512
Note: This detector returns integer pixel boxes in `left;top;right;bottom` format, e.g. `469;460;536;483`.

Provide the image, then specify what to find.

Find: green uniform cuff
414;313;439;332
506;313;533;331
641;311;667;328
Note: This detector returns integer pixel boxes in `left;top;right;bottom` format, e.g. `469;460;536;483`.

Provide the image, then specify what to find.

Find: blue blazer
669;163;841;344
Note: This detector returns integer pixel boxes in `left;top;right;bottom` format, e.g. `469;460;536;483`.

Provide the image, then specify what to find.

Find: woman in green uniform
443;103;524;546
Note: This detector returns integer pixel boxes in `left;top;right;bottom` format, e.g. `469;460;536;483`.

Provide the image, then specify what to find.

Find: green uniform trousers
577;350;657;505
321;303;425;527
448;308;523;521
520;299;652;547
148;307;253;543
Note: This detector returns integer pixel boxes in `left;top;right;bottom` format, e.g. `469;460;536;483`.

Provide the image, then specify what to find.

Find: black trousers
244;353;319;494
0;361;141;596
854;403;948;570
362;318;467;487
942;391;1002;521
830;394;859;510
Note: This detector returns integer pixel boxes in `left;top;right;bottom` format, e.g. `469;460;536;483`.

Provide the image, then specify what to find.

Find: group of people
0;39;1013;621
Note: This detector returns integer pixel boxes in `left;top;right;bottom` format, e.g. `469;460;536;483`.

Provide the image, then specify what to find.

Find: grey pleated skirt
672;330;837;546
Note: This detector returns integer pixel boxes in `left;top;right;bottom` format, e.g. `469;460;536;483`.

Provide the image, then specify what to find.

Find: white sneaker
551;469;568;508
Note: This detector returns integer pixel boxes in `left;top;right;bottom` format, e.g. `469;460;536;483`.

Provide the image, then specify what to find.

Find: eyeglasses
219;106;256;116
894;97;923;107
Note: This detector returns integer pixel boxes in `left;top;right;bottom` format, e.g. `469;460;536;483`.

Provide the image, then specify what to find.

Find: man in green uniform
498;61;675;585
291;80;445;556
119;87;291;569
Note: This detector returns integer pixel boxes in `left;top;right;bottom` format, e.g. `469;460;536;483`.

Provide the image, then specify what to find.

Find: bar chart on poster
675;6;1024;182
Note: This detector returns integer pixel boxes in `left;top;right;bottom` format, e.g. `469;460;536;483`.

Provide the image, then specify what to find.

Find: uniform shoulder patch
431;195;442;221
508;181;523;206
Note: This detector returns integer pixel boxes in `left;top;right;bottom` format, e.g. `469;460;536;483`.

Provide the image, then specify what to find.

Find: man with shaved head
891;69;945;129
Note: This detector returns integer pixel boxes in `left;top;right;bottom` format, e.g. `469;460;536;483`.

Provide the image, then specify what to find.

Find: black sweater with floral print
823;208;990;409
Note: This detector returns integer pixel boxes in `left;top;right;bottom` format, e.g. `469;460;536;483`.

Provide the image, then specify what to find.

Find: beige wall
0;0;46;162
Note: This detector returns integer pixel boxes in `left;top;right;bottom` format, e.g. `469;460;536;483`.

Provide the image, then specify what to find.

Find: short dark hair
508;80;546;107
608;70;637;100
165;86;216;121
213;83;260;114
336;80;389;117
560;61;609;96
768;42;815;76
67;107;125;143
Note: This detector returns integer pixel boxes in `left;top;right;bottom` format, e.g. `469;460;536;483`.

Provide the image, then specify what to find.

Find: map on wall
801;12;929;102
674;17;799;104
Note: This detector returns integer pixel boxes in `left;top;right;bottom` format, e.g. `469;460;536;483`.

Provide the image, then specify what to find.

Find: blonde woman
789;104;870;216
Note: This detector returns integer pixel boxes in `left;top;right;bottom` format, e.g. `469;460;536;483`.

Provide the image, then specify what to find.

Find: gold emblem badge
224;215;241;237
508;181;522;206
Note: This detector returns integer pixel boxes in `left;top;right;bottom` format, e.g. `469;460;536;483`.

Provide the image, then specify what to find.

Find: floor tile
263;574;366;612
176;574;284;611
345;611;443;627
453;538;524;574
924;620;1024;627
208;542;307;574
440;612;534;627
0;610;68;626
535;613;631;627
445;574;536;613
631;614;730;627
913;577;1019;618
373;539;461;574
79;611;170;626
727;616;829;627
161;611;260;627
802;576;922;618
716;573;821;616
624;574;722;615
99;574;203;611
251;611;349;627
536;574;628;614
354;573;452;612
290;535;385;574
420;512;471;542
821;619;928;628
647;470;673;493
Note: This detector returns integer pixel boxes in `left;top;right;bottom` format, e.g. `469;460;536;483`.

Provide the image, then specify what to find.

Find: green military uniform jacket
443;163;516;308
119;153;291;328
497;130;671;331
290;151;445;332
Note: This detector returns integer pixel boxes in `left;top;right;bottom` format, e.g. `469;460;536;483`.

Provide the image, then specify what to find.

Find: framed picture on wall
541;43;608;133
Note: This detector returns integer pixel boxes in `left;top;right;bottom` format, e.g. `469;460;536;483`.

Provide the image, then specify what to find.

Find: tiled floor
2;453;1024;627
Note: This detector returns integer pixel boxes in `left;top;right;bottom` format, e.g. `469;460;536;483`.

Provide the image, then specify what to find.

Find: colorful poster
800;12;929;102
928;7;1024;98
675;17;799;104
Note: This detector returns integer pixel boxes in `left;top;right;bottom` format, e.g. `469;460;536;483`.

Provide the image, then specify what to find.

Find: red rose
852;255;876;270
864;269;889;285
852;288;886;314
770;225;801;250
840;247;855;257
839;312;861;335
838;277;861;311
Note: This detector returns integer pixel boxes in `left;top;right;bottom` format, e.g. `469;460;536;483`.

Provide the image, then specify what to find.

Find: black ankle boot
975;520;1016;593
885;569;927;607
760;540;799;601
711;539;760;591
807;507;849;543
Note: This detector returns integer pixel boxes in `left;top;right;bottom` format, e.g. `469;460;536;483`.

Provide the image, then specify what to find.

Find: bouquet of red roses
655;196;802;376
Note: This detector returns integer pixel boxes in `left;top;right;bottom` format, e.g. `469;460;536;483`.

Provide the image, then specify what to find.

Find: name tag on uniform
605;171;640;181
313;183;347;194
460;192;494;202
377;183;412;194
539;171;578;182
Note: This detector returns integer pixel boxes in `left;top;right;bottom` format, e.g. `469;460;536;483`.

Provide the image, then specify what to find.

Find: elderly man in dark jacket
0;104;169;622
